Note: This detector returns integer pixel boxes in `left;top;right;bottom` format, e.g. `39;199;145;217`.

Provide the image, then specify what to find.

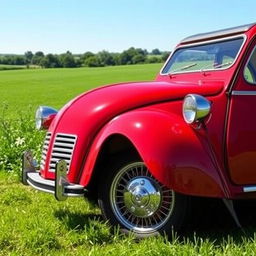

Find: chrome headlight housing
35;106;58;130
183;94;211;124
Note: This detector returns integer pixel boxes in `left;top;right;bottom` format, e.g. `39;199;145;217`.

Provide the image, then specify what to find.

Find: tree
82;51;95;61
146;56;162;63
24;51;33;64
35;51;44;57
135;48;147;56
162;51;170;61
119;47;136;65
151;48;161;55
40;54;60;68
84;56;103;67
59;52;76;68
75;58;82;67
13;56;26;65
1;56;12;65
119;47;147;65
113;53;121;65
32;51;44;65
132;54;146;64
98;50;115;66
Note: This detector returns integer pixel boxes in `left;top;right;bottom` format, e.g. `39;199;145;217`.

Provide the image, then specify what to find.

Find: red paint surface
226;35;256;185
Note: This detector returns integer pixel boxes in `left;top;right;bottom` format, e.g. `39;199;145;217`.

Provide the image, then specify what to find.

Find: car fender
79;109;226;198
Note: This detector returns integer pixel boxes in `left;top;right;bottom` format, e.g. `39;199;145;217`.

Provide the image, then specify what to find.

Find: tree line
0;48;169;68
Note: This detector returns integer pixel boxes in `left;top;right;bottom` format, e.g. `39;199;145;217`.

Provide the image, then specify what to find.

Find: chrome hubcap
124;178;161;217
110;162;174;233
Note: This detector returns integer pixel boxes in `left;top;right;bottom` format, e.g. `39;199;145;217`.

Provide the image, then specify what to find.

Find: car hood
51;80;224;135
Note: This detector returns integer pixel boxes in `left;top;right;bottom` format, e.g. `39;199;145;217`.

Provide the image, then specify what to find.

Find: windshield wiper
169;63;197;74
200;61;233;72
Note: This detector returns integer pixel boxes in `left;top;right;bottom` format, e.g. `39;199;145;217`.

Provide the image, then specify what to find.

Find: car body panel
79;107;226;197
226;36;256;185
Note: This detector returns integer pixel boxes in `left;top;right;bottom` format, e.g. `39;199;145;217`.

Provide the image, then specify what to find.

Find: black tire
98;157;189;237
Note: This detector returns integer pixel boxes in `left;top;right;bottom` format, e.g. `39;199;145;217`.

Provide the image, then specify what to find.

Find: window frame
160;34;247;75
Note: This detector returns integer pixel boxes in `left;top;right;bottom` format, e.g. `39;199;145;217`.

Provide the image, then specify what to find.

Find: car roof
180;23;256;44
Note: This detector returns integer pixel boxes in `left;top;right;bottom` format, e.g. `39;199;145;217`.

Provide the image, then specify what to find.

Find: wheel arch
84;134;141;199
80;109;226;198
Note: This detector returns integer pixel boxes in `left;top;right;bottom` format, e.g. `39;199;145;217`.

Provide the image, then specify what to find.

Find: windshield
162;37;244;74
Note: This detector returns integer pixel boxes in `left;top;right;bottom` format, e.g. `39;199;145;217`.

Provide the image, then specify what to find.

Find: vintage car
22;22;256;237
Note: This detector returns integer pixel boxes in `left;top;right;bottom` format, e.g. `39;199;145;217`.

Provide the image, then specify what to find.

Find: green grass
1;172;256;255
0;63;162;117
0;64;161;173
1;63;256;255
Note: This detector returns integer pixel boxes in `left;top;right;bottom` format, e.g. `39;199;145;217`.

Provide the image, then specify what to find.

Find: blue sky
1;0;256;54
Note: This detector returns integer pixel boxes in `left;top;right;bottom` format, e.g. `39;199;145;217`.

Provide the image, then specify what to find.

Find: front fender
79;109;226;198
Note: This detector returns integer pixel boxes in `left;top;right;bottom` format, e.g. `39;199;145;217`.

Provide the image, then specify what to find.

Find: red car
22;22;256;237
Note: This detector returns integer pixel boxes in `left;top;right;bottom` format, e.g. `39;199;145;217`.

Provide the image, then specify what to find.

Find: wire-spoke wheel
98;158;189;237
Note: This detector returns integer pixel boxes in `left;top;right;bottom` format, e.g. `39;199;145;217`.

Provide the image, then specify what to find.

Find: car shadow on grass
54;197;256;245
181;196;256;244
54;209;128;245
54;209;103;231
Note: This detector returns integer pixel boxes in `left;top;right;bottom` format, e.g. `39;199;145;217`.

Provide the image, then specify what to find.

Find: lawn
0;63;162;116
1;63;256;255
1;171;256;255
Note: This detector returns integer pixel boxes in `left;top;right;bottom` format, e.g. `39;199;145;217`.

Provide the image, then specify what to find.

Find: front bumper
22;151;84;201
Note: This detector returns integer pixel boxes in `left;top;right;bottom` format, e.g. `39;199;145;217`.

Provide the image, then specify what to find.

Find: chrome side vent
49;133;77;172
40;132;52;170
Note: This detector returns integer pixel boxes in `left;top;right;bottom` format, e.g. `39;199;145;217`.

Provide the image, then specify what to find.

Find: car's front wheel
98;158;189;237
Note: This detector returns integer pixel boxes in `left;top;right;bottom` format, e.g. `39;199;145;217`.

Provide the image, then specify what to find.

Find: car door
227;40;256;185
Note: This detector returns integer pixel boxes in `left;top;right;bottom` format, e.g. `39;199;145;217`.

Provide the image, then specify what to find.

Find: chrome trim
181;23;255;43
243;186;256;193
160;34;247;75
22;151;38;185
40;132;52;170
26;172;84;197
183;94;211;124
49;133;77;173
232;91;256;96
22;151;84;199
35;106;58;130
124;177;161;218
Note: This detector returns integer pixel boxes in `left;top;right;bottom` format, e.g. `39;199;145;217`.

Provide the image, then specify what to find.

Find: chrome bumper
22;151;84;201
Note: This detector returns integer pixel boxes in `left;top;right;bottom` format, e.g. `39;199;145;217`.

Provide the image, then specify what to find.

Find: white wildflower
15;137;25;146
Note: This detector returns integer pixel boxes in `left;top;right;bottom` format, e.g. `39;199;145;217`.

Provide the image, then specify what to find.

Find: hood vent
49;133;77;172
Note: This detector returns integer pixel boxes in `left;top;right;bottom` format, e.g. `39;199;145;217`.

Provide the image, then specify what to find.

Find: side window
244;67;254;83
244;46;256;84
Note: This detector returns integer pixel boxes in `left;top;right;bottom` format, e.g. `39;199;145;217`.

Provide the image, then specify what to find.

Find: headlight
183;94;211;124
35;106;58;130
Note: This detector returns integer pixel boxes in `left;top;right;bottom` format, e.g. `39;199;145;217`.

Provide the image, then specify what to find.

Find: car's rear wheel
98;158;189;237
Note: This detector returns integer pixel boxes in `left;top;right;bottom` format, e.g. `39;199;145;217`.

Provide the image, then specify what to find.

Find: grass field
1;63;256;255
0;63;162;116
2;173;256;255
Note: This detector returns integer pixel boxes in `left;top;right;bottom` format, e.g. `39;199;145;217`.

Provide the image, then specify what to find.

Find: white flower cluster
15;137;25;146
